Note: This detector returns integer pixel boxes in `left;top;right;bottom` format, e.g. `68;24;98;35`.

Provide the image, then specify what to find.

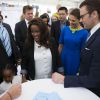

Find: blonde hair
52;13;59;19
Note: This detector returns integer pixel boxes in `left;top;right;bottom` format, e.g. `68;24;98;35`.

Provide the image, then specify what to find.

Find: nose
69;20;74;25
33;32;37;36
80;18;82;22
32;32;38;37
69;20;73;23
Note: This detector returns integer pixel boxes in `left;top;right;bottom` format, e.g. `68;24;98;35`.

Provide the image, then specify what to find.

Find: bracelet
7;91;12;100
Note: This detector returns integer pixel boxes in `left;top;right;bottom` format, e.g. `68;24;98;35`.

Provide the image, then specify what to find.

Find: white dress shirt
34;41;52;79
88;23;100;40
25;19;29;28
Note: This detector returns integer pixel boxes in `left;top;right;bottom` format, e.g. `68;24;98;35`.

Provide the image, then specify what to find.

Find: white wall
0;6;22;34
0;5;56;34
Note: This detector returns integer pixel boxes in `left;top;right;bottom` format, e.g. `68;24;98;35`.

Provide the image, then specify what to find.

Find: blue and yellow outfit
59;26;88;75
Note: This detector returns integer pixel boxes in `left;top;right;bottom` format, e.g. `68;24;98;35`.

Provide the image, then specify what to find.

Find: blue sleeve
59;26;66;44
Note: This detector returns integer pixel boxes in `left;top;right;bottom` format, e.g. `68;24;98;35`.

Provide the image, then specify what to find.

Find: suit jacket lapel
23;20;28;32
58;21;61;33
86;28;100;47
65;20;70;26
0;39;4;48
0;38;8;57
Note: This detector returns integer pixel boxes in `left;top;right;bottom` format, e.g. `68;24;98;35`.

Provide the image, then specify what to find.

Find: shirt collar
90;23;100;36
25;19;29;27
60;20;67;25
25;19;28;24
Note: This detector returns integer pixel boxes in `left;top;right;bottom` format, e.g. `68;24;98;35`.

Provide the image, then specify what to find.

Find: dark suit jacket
64;28;100;97
21;38;60;80
15;20;28;55
51;20;69;47
0;23;20;82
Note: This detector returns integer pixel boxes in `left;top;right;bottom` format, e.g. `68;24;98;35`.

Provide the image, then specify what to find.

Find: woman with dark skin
21;18;59;80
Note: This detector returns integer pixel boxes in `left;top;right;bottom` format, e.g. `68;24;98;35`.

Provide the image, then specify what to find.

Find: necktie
27;21;30;28
86;32;91;41
1;26;12;56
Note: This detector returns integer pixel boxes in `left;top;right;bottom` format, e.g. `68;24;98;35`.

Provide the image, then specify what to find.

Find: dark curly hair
26;18;50;48
2;64;14;75
40;13;50;23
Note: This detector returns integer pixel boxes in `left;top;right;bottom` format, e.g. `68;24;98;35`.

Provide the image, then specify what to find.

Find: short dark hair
58;7;68;14
80;0;100;19
70;8;80;20
0;14;3;20
23;5;33;14
40;13;50;22
26;18;50;48
2;64;14;73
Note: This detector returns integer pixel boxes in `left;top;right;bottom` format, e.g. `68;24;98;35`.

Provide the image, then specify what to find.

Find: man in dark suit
51;7;69;47
52;0;100;97
15;5;33;56
0;14;20;83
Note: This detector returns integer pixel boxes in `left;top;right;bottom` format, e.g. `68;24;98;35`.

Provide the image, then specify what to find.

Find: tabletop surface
15;79;100;100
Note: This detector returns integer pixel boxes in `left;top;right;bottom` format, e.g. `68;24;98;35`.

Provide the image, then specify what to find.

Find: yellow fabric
70;27;80;33
52;13;59;19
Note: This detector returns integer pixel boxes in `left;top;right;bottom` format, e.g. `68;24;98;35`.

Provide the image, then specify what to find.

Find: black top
21;38;60;80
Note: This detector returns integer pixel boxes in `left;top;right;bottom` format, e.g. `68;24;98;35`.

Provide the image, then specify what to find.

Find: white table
15;79;100;100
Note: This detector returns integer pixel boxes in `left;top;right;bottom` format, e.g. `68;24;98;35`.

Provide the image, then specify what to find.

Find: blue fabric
33;92;61;100
0;24;12;56
59;26;88;75
0;24;4;42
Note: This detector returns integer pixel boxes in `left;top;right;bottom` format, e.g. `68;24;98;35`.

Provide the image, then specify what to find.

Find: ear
91;10;98;19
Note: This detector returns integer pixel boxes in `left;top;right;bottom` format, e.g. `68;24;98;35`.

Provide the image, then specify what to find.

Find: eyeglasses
80;12;89;19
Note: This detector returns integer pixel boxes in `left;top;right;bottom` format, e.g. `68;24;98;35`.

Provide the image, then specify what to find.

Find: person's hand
8;84;21;99
52;72;65;84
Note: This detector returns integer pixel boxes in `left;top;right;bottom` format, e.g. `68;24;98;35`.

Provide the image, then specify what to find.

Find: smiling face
80;6;94;29
69;15;79;28
31;25;41;43
42;18;48;25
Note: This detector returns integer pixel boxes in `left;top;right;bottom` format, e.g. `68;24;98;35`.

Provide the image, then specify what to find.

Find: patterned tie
1;26;12;56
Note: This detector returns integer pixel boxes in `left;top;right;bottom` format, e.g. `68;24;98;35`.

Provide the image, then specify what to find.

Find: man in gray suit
52;0;100;97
